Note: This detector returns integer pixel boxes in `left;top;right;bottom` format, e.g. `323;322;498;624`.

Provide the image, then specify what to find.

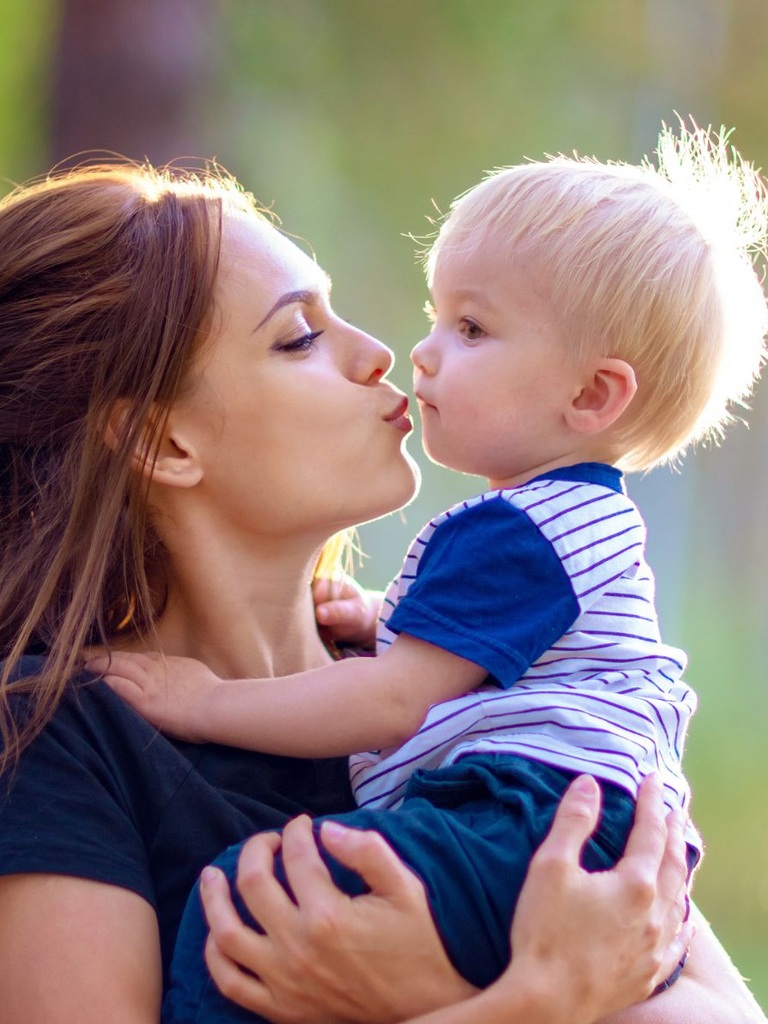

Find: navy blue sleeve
386;497;580;687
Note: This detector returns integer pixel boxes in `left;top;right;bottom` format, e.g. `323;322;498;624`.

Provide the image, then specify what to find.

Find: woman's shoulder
0;652;354;974
3;655;191;787
1;653;354;856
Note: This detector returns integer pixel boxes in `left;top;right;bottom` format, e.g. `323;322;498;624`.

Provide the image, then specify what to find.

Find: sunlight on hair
423;118;768;471
652;121;768;443
654;120;768;258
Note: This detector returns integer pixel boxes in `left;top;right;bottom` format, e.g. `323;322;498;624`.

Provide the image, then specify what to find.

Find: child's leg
163;755;638;1023
163;841;259;1024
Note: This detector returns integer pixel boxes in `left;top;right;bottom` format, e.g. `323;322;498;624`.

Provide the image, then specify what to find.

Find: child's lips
415;392;437;413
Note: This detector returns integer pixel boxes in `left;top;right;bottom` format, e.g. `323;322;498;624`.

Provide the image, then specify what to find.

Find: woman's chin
395;450;422;508
355;455;422;527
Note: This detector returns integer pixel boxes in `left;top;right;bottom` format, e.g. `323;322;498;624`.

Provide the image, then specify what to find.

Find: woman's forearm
394;974;569;1024
400;904;767;1024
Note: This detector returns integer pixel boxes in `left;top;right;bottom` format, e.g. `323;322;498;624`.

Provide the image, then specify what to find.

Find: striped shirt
350;464;697;847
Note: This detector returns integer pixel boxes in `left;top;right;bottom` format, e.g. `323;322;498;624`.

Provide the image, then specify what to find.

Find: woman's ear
105;400;204;488
566;358;637;436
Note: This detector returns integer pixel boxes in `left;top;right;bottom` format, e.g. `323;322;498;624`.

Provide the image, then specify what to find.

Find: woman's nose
351;328;394;384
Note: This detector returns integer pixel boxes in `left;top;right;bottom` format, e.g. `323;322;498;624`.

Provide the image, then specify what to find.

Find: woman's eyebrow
254;270;332;334
254;289;319;332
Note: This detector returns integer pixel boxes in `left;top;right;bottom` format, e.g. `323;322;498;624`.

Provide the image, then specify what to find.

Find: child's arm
88;636;487;756
312;574;383;650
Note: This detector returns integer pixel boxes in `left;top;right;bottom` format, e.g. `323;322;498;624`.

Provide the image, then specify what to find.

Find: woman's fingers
200;866;268;968
199;860;311;1023
531;774;601;867
317;819;426;903
224;830;299;939
202;931;274;1019
620;773;668;875
276;815;336;909
656;808;689;906
507;773;694;1022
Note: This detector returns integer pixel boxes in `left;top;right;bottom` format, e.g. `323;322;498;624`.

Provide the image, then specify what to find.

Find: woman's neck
126;523;336;680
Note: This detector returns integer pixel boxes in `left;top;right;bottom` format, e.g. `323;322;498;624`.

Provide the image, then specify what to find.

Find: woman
0;162;762;1024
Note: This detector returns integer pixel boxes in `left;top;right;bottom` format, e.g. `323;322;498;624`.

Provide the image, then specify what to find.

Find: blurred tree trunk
50;0;216;166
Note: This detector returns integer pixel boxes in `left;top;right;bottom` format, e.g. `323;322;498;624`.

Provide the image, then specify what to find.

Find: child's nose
410;335;432;372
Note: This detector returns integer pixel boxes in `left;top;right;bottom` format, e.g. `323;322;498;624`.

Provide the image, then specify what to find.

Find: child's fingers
83;653;111;677
311;578;336;605
312;576;356;604
85;650;163;683
315;598;364;627
99;673;142;702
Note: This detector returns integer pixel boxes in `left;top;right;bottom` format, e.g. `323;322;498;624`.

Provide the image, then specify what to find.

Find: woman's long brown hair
0;163;235;775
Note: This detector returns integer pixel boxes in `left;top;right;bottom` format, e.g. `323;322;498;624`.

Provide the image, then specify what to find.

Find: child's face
411;244;587;488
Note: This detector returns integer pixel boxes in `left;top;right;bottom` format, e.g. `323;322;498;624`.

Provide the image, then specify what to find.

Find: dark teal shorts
164;755;689;1023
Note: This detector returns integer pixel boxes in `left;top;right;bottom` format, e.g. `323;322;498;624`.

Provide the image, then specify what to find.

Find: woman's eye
275;330;324;354
459;318;484;341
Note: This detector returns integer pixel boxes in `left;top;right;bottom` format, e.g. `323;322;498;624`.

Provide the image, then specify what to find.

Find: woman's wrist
401;964;578;1024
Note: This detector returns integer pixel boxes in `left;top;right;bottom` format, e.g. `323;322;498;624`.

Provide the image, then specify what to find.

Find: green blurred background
1;0;766;1009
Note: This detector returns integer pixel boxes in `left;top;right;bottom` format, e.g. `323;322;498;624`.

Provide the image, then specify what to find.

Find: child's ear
566;358;637;436
104;400;204;488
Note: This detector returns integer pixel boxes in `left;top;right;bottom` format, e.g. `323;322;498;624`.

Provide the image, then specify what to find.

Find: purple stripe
559;525;641;563
585;609;655;623
576;565;631;599
586;629;659;642
353;703;655;796
518;482;583;514
536;491;614;528
530;653;684;670
570;542;640;581
550;508;633;543
481;714;653;752
603;591;651;602
480;686;658;725
549;641;619;652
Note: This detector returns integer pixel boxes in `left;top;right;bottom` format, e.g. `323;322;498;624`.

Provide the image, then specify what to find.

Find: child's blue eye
276;330;323;354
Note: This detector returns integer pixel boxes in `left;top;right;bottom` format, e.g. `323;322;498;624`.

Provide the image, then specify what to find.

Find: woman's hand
387;775;693;1024
199;814;476;1024
198;774;692;1024
506;773;692;1024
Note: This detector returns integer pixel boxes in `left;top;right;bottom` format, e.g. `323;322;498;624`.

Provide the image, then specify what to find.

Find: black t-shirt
0;657;354;980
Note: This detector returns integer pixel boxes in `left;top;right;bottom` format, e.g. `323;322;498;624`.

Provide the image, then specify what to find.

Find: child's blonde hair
426;122;768;471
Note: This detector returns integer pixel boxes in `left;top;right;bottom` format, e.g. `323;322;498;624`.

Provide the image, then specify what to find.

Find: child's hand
85;651;221;743
312;575;383;650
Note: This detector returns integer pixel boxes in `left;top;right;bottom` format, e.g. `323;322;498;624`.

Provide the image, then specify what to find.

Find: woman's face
166;210;420;544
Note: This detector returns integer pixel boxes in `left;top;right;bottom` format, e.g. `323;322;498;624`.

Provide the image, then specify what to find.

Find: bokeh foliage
1;0;766;1010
